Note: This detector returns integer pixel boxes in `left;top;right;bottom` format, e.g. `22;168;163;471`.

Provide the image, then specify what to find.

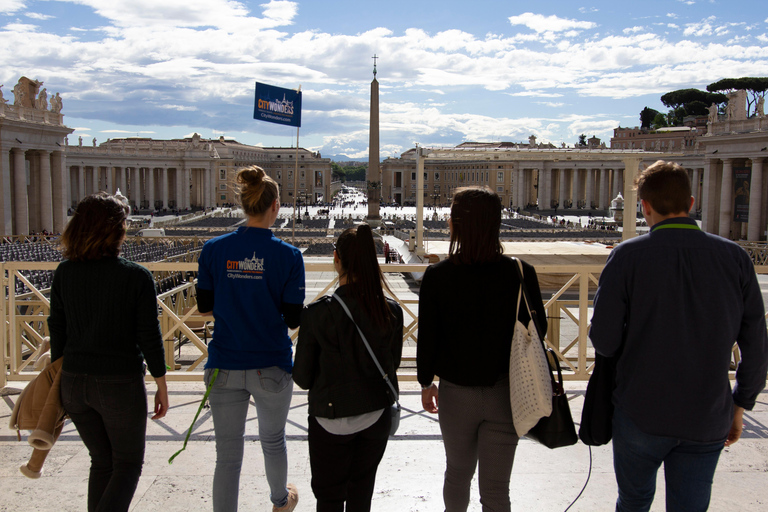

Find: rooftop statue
35;88;48;110
757;97;765;118
708;103;718;124
0;84;7;104
50;92;62;113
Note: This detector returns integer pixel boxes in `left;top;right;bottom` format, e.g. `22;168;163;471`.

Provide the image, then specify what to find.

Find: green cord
168;368;218;464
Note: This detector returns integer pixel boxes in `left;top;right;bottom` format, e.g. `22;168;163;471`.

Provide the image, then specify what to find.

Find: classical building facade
0;77;332;235
64;135;332;213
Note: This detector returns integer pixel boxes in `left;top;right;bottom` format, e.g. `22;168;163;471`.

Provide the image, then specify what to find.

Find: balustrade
2;260;758;386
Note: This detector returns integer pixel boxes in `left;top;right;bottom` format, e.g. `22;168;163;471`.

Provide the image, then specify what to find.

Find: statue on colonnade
50;92;62;113
35;88;48;110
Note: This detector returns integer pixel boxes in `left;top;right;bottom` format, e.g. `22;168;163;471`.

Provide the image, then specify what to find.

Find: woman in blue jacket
197;166;305;512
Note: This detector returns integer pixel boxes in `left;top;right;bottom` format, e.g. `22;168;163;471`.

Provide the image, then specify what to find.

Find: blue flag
253;82;302;128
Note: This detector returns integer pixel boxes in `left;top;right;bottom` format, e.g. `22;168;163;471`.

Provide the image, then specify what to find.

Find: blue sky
1;0;767;160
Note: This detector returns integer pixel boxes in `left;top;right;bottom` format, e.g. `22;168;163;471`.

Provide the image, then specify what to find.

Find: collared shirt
590;216;768;442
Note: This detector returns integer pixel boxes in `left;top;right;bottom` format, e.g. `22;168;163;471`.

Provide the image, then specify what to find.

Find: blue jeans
205;367;293;511
612;407;724;512
60;371;148;512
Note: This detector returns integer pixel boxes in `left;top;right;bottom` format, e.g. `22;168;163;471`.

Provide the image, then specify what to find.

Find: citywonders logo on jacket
226;252;264;280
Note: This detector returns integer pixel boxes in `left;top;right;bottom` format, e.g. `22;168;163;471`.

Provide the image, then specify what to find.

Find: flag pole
291;85;301;247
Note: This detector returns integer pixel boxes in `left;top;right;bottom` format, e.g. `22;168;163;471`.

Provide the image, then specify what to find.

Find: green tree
707;77;768;116
331;162;346;182
660;88;727;125
577;134;587;147
652;112;668;129
640;107;660;129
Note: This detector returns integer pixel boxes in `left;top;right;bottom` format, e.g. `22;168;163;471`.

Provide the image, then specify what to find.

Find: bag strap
512;258;563;393
333;293;399;403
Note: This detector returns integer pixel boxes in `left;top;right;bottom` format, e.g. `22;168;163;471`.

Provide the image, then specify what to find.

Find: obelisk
366;55;381;222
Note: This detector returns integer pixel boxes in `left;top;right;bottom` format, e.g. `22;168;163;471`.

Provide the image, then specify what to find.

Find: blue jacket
590;217;768;442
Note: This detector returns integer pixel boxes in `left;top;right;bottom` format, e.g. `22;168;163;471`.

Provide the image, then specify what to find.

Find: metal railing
2;261;757;386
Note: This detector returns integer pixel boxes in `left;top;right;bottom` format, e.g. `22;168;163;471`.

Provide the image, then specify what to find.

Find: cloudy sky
1;0;766;160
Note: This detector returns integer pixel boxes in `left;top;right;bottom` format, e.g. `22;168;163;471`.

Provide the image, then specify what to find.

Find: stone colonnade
1;148;68;235
699;156;766;241
511;165;624;211
65;164;215;212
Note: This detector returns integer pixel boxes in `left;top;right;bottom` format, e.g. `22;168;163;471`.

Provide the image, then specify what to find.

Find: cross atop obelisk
372;54;378;78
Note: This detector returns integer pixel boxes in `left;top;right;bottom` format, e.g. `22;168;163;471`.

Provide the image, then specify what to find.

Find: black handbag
526;349;579;449
579;353;618;446
513;262;578;449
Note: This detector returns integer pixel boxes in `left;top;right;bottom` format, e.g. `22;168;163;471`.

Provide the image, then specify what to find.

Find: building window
497;186;504;193
497;171;504;182
220;194;227;201
434;172;440;181
219;184;227;190
277;170;282;180
411;172;416;180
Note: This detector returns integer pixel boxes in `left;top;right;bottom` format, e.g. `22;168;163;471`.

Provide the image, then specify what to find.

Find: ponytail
335;224;393;327
237;166;279;218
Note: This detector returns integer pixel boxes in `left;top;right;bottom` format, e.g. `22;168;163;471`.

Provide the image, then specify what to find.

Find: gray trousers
438;377;519;512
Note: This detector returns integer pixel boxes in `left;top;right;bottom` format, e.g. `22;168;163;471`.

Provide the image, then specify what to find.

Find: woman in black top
49;193;168;512
417;187;547;512
294;224;404;512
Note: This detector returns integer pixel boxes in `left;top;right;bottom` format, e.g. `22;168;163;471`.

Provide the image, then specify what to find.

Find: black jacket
294;286;404;419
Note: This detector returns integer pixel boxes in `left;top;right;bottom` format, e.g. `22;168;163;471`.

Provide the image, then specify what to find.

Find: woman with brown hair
48;192;168;512
294;224;403;512
417;186;547;512
196;166;304;512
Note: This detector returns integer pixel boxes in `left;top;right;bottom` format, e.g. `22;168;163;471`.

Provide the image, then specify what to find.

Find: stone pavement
2;380;767;512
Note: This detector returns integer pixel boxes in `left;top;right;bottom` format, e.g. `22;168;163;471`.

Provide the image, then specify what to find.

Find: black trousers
308;411;391;512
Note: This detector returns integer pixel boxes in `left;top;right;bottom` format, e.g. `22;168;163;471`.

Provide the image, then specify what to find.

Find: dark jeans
308;411;391;512
61;371;148;512
612;407;724;512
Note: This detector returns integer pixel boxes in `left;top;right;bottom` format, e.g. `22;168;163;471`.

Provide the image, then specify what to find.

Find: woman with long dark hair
417;186;547;512
49;192;168;512
196;166;304;512
294;224;404;512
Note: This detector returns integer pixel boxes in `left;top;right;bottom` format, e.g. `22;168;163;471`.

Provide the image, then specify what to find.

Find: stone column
612;168;622;198
12;148;29;235
148;168;155;210
183;167;190;210
162;167;168;210
538;166;550;209
51;151;67;233
204;166;212;208
0;144;13;235
692;168;701;211
748;158;764;241
583;169;593;209
558;169;567;209
701;160;717;233
573;169;582;208
175;169;182;210
39;151;53;233
599;169;609;209
120;167;128;195
718;158;733;238
91;166;98;194
106;166;113;194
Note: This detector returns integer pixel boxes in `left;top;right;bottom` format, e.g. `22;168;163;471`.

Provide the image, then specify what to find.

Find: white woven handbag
509;258;553;437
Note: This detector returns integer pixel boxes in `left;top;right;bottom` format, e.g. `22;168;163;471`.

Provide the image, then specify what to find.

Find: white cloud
25;12;53;20
508;13;596;33
535;101;565;107
758;34;768;43
0;0;25;14
623;26;644;34
578;7;598;14
678;0;696;5
667;13;678;19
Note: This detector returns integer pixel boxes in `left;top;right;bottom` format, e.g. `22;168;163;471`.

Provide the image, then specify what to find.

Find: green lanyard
168;368;218;464
652;223;701;232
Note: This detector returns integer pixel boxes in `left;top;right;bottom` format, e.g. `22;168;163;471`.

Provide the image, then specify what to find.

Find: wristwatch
421;382;433;390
